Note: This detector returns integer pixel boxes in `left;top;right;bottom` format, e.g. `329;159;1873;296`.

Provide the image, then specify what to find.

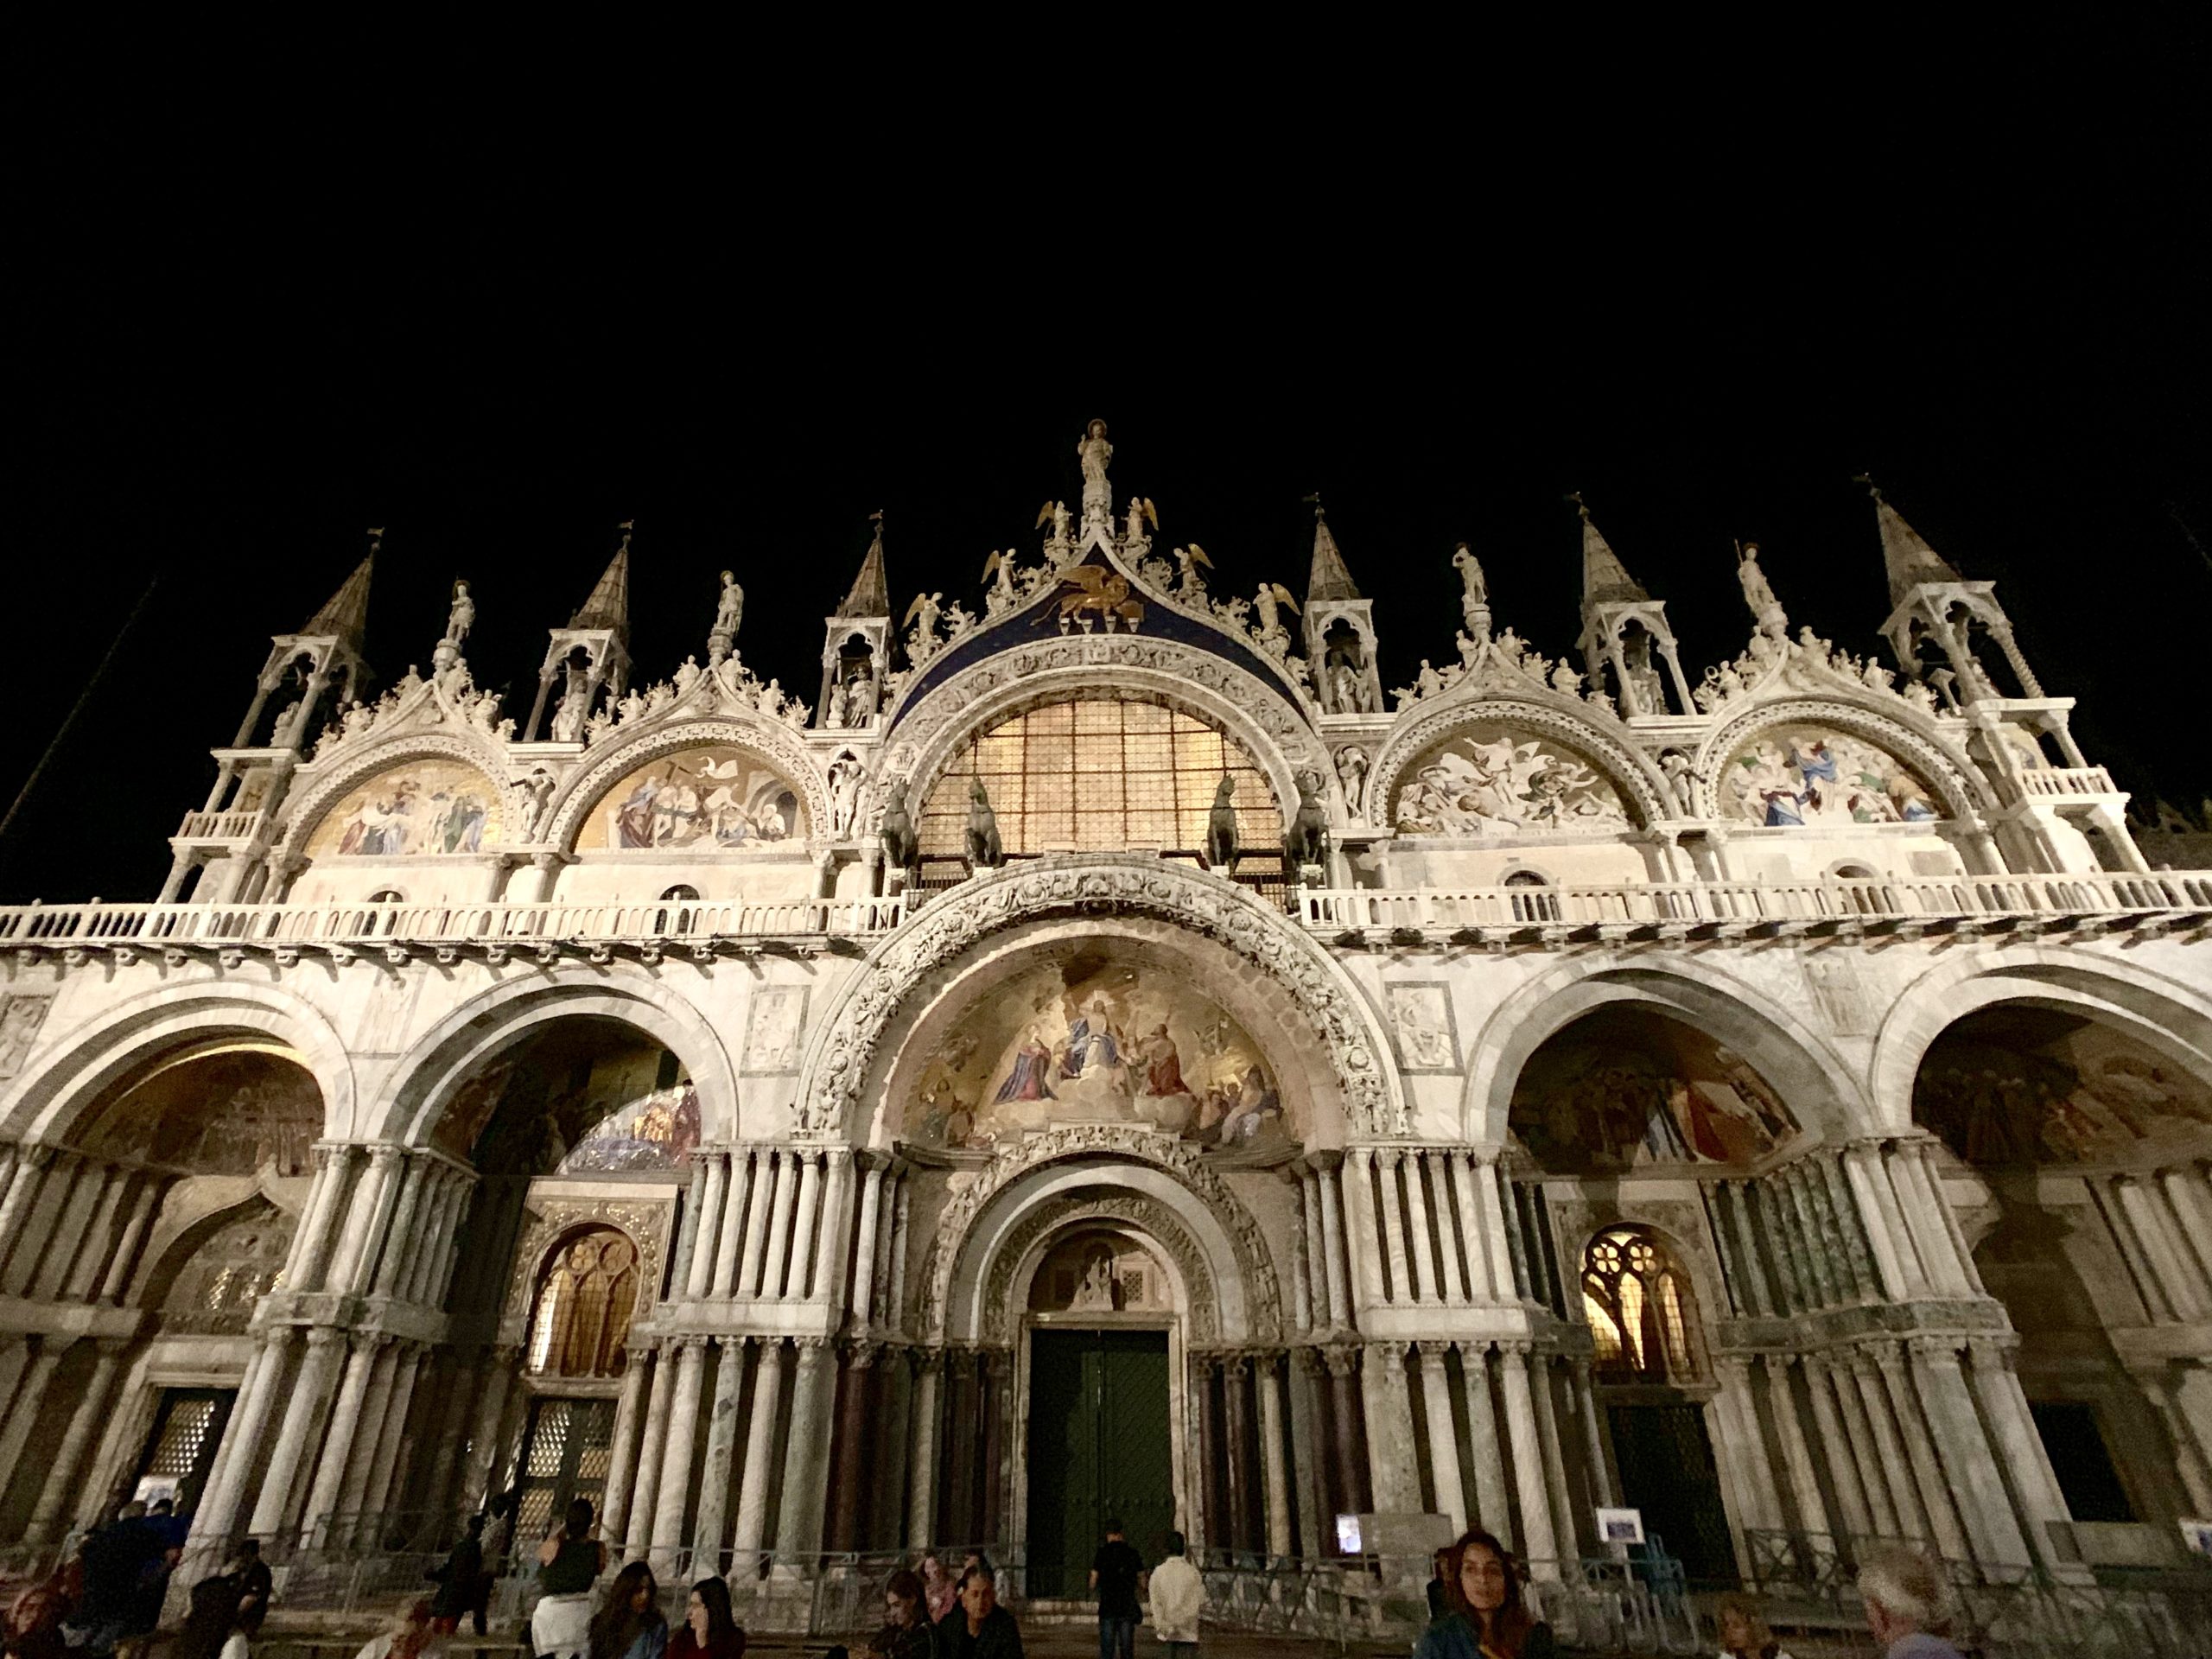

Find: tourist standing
1144;1532;1204;1659
938;1567;1020;1659
429;1516;486;1635
587;1563;668;1659
1713;1594;1793;1659
668;1577;744;1659
532;1500;608;1659
1088;1519;1143;1659
1856;1548;1963;1659
1412;1529;1556;1659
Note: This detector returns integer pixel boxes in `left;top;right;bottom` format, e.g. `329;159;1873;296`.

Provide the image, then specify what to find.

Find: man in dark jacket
1088;1520;1144;1659
938;1565;1021;1659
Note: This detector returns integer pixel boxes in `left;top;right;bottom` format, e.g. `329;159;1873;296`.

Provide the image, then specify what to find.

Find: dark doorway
133;1388;236;1515
1606;1402;1735;1583
514;1395;619;1542
1026;1330;1173;1598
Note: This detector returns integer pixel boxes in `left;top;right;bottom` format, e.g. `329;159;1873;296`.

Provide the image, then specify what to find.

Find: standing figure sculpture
965;779;1004;868
1334;747;1369;819
1452;543;1491;640
1736;541;1789;639
1205;775;1239;874
708;569;745;664
827;756;865;838
444;580;476;645
1077;418;1114;525
550;659;593;743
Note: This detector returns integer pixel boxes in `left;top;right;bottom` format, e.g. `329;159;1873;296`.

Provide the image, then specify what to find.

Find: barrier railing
2013;766;2120;798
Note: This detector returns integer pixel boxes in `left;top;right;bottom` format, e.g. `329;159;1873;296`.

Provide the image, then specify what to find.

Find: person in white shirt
1145;1531;1205;1659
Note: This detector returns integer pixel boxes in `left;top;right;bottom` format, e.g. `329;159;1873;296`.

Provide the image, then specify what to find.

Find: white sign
1335;1513;1364;1554
1595;1506;1645;1545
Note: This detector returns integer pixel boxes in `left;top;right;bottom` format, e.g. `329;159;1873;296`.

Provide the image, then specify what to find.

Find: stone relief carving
540;719;831;855
977;1192;1217;1343
1367;696;1669;832
1690;698;1986;826
498;1192;674;1346
799;860;1401;1138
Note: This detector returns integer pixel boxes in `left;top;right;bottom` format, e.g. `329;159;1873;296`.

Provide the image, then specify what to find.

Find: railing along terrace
0;894;907;950
1301;868;2212;937
175;807;271;841
2012;765;2120;798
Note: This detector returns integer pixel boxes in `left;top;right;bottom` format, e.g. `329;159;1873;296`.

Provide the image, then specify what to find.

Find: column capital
1293;1346;1326;1376
1964;1334;2019;1368
367;1142;405;1170
1713;1352;1755;1382
1456;1338;1493;1363
912;1345;944;1376
1363;1339;1407;1365
672;1332;711;1354
1497;1338;1534;1358
303;1325;346;1352
793;1334;833;1354
1321;1344;1360;1379
1759;1351;1800;1377
1908;1333;1966;1364
347;1329;389;1360
847;1340;880;1370
1414;1340;1455;1361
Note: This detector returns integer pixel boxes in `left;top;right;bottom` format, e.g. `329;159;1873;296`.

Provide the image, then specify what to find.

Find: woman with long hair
1712;1595;1792;1659
918;1556;954;1627
668;1578;744;1659
869;1569;937;1659
1412;1529;1555;1659
588;1564;667;1659
532;1499;608;1659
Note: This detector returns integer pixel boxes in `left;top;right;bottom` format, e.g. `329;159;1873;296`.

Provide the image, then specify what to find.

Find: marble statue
443;581;475;645
905;592;943;658
1125;496;1156;552
1550;659;1583;696
1452;543;1491;639
1254;582;1299;647
550;664;594;744
840;661;878;728
1738;543;1788;639
965;779;1004;868
1070;1252;1116;1311
1334;747;1369;817
1205;774;1239;874
1173;544;1211;597
983;548;1018;611
1077;418;1113;522
827;756;865;838
708;570;744;664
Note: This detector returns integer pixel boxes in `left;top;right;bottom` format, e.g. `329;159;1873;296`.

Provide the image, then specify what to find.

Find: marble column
329;1146;404;1295
1966;1338;2079;1574
188;1332;285;1547
1874;1346;1967;1560
249;1325;347;1534
690;1339;746;1573
1528;1353;1581;1557
651;1337;710;1568
98;1177;164;1303
626;1345;680;1558
761;1150;804;1299
1840;1145;1912;1300
688;1154;730;1300
364;1342;426;1516
733;1338;788;1559
812;1151;855;1306
0;1150;74;1295
1823;1357;1898;1536
887;1173;913;1327
2118;1175;2208;1319
370;1161;431;1299
848;1159;887;1327
1375;1150;1413;1303
1762;1354;1828;1535
0;1344;64;1505
711;1148;754;1298
1851;1357;1930;1542
1294;1170;1322;1331
1359;1341;1421;1514
26;1340;124;1543
1285;1350;1326;1556
1713;1357;1783;1533
59;1168;130;1301
906;1351;942;1548
1414;1343;1466;1529
739;1149;781;1296
598;1353;655;1543
1797;1353;1871;1539
1401;1154;1440;1303
1339;1150;1387;1307
302;1332;386;1542
1444;1153;1483;1304
1322;1347;1366;1522
1314;1158;1351;1325
1255;1354;1293;1557
2161;1164;2212;1286
1569;1360;1613;1508
785;1153;825;1300
1885;1141;1962;1299
1471;1155;1518;1301
1497;1344;1559;1575
338;1344;403;1536
1910;1338;2028;1568
828;1344;878;1549
1457;1344;1509;1536
0;1147;52;1268
977;1349;1007;1546
460;1348;519;1521
776;1338;839;1556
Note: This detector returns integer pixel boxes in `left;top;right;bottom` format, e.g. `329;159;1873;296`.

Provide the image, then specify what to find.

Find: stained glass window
1582;1224;1700;1384
918;699;1277;856
526;1227;640;1378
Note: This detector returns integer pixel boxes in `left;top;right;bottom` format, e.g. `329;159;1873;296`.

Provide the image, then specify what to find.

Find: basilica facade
2;424;2209;1602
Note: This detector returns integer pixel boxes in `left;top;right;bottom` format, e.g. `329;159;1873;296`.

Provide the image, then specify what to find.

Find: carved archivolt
1690;696;1993;824
919;1122;1281;1343
979;1193;1216;1344
886;637;1329;810
797;858;1403;1137
541;718;831;854
1366;695;1671;831
276;733;511;866
498;1192;674;1347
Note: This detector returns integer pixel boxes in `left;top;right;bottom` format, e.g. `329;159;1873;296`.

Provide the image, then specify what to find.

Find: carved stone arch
498;1196;674;1352
0;979;354;1145
1459;954;1868;1149
375;967;740;1147
1868;946;2212;1134
134;1191;296;1327
275;733;512;867
1690;694;1996;823
919;1123;1281;1344
982;1194;1212;1344
796;855;1403;1140
886;639;1327;817
540;716;830;855
1367;694;1671;830
1557;1207;1726;1377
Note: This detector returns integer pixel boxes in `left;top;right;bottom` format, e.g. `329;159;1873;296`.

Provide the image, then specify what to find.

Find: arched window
918;699;1277;856
658;885;700;902
366;888;405;904
1583;1226;1698;1383
162;1207;296;1334
1503;868;1561;923
526;1227;641;1378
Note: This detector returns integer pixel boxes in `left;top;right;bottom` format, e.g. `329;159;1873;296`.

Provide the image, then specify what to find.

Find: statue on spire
709;569;745;664
1736;541;1789;640
1452;543;1491;641
443;580;475;646
1077;418;1114;529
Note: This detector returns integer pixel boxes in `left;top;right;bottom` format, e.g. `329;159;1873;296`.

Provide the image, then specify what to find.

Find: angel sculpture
1173;543;1212;596
903;591;944;655
1036;499;1073;550
1125;496;1158;549
1253;582;1300;640
982;548;1019;609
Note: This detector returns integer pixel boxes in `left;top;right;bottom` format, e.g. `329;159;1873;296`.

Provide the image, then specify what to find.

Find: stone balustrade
2011;764;2120;798
174;807;270;842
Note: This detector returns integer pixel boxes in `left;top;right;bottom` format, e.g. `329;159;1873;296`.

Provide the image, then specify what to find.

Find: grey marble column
1339;1150;1387;1307
1497;1344;1559;1575
329;1146;405;1294
1569;1360;1613;1508
59;1167;130;1301
650;1337;710;1568
626;1345;680;1558
1221;1353;1254;1551
339;1344;403;1533
1851;1357;1929;1542
1471;1155;1518;1301
187;1332;284;1548
1910;1338;2027;1568
370;1161;431;1298
687;1153;729;1300
711;1148;754;1298
249;1325;346;1534
1315;1157;1351;1325
690;1338;746;1572
848;1156;887;1326
1414;1342;1465;1529
1527;1352;1581;1557
1713;1357;1783;1533
1375;1150;1413;1303
1401;1154;1440;1303
598;1353;655;1543
732;1339;785;1559
1823;1356;1897;1537
98;1177;164;1303
786;1152;826;1300
1459;1343;1510;1539
760;1150;803;1298
738;1149;780;1295
1874;1346;1967;1560
26;1340;124;1542
1840;1145;1912;1300
460;1348;519;1519
363;1342;426;1517
1796;1353;1870;1539
905;1350;942;1548
1965;1337;2080;1575
302;1332;386;1541
1359;1341;1421;1514
1762;1354;1827;1535
775;1338;838;1556
1284;1350;1325;1556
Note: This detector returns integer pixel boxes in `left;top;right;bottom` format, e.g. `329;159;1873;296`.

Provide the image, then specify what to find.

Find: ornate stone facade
0;432;2208;1607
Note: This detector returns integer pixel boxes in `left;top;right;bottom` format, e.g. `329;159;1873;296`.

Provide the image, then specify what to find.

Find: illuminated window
1583;1225;1700;1384
526;1227;640;1378
163;1206;294;1334
918;699;1278;857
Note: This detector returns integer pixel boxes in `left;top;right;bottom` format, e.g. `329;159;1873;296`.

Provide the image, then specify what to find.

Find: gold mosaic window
918;699;1277;856
527;1227;640;1378
1583;1225;1697;1383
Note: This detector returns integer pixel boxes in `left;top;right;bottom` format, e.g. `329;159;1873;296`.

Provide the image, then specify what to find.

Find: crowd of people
3;1494;1974;1659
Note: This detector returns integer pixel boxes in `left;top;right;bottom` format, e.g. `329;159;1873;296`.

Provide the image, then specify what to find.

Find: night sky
9;31;2207;904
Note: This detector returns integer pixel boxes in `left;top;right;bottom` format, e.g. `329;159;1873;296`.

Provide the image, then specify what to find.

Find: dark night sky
8;29;2207;904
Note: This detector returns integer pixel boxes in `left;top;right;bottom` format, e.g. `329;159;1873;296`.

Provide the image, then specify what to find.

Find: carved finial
616;518;635;552
367;526;385;550
1853;473;1885;502
1566;489;1591;521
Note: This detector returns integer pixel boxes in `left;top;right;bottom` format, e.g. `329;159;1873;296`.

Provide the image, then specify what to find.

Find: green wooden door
1026;1330;1173;1597
1606;1402;1736;1584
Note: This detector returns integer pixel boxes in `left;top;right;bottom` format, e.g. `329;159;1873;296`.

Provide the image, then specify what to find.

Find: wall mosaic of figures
77;1044;322;1176
1915;1007;2212;1167
582;744;804;849
308;759;503;857
1391;724;1631;836
1510;1007;1799;1174
455;1028;697;1175
1720;724;1940;828
906;952;1286;1153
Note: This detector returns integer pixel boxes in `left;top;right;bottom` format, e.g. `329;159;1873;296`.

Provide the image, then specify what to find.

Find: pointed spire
1572;493;1648;607
301;531;377;643
1859;476;1964;607
1305;497;1360;602
569;523;632;637
839;511;891;617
